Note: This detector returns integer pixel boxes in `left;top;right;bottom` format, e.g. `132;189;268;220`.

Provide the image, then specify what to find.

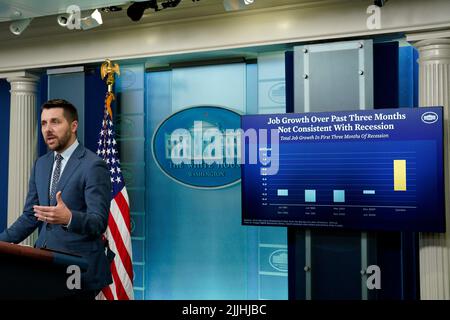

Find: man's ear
71;120;78;133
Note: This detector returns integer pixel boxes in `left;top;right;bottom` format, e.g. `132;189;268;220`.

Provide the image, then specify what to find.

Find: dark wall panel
0;80;10;232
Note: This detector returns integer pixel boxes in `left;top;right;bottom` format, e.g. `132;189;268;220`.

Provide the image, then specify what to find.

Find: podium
0;241;88;299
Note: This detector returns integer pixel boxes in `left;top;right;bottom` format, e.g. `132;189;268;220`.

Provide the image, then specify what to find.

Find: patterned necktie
50;154;63;203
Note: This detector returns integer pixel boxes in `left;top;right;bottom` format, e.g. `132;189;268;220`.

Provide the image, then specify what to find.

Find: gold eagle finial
101;59;120;95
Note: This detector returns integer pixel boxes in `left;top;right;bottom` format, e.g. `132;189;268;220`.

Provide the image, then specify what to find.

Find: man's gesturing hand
34;191;72;225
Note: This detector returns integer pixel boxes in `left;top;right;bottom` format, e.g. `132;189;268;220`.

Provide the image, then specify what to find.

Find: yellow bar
394;160;406;191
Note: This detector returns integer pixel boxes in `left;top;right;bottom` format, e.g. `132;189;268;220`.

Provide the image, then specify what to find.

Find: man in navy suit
0;99;112;299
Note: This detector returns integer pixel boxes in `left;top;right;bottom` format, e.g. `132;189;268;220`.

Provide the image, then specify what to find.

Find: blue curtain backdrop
0;79;10;232
84;67;108;154
38;74;48;156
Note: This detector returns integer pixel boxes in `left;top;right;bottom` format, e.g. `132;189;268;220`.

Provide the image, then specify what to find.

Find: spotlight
80;9;103;30
57;15;68;27
101;6;123;13
56;5;81;29
126;0;187;22
223;0;255;11
374;0;388;7
127;0;157;22
161;0;182;9
9;18;32;35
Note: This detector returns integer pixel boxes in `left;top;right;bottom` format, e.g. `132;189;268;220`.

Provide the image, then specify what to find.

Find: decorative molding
0;71;39;80
407;30;450;42
414;38;450;300
7;77;39;93
46;66;85;75
0;0;450;72
7;75;39;247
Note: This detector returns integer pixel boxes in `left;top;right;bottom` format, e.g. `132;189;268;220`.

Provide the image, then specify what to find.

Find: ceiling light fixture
101;6;123;13
126;0;188;22
127;1;157;22
57;7;103;30
9;18;32;35
223;0;255;11
80;9;103;30
374;0;388;7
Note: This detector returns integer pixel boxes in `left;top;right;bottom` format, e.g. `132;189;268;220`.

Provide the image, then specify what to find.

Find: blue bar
277;189;289;196
333;190;345;203
305;190;316;202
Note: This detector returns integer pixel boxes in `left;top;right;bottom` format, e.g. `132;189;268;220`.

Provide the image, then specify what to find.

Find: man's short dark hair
41;99;79;123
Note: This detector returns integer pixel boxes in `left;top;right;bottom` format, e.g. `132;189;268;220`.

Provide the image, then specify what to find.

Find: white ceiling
0;0;145;22
0;0;326;40
0;0;315;22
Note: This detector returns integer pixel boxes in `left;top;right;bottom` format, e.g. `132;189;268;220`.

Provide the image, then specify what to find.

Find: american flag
96;95;134;300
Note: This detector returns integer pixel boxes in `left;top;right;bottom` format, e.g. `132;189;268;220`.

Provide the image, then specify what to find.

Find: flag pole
101;59;120;119
97;58;134;300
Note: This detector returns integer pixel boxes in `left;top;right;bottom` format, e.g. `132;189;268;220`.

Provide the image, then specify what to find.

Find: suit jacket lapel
42;152;54;206
51;144;85;205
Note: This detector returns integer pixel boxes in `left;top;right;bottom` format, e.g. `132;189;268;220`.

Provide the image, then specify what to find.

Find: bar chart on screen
241;107;445;232
264;150;416;208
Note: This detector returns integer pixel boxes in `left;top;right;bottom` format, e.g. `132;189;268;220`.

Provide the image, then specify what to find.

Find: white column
6;74;39;246
410;35;450;300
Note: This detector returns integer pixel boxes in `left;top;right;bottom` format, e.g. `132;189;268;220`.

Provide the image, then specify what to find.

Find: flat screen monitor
241;107;445;232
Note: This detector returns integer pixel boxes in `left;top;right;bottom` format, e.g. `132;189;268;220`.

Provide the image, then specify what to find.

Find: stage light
127;1;157;22
56;5;81;29
374;0;388;7
126;0;188;22
161;0;182;9
9;18;32;35
223;0;255;11
100;6;123;13
57;15;69;27
80;9;103;30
